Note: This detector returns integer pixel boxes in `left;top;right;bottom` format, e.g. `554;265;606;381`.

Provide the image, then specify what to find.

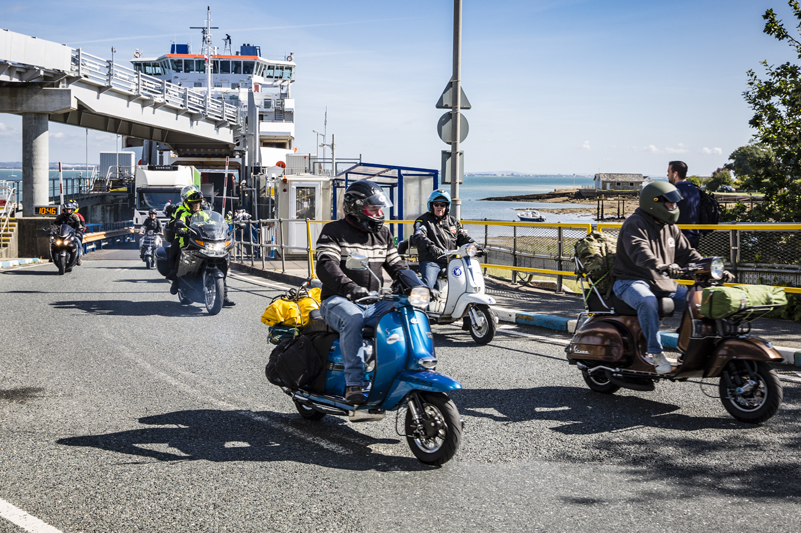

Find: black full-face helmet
149;208;157;215
639;181;683;224
343;180;393;233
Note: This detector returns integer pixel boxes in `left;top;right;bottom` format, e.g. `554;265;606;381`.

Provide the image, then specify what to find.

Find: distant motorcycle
139;230;162;269
156;210;233;315
47;224;80;275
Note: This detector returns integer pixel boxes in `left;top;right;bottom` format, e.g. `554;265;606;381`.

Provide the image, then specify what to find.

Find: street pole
450;0;462;221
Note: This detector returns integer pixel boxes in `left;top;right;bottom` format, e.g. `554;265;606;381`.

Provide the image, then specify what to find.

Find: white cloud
645;145;661;154
580;140;591;151
0;122;13;137
665;143;689;154
51;132;66;139
700;147;723;155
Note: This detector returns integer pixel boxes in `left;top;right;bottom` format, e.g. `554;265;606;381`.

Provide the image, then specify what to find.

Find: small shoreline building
594;173;644;190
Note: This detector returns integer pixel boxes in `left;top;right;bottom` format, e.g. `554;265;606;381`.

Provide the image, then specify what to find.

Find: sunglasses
432;202;448;207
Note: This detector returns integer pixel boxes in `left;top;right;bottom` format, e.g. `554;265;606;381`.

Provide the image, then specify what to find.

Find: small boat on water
517;210;545;222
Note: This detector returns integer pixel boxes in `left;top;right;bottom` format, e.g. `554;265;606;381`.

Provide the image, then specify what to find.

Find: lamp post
312;130;323;160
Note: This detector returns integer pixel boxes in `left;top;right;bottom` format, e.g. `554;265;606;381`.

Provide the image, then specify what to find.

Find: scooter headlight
408;287;430;308
710;257;724;280
465;243;478;257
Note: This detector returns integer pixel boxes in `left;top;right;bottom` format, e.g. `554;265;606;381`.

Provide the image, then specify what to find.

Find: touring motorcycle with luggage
139;230;162;269
566;256;786;424
398;240;497;345
265;257;464;465
47;223;81;275
155;210;233;315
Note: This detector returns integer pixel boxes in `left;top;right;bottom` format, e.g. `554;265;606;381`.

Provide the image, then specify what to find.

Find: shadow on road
57;409;427;471
51;299;206;317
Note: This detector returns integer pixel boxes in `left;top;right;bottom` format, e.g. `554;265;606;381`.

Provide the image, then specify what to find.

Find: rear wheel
580;365;620;394
719;360;782;424
468;304;496;345
405;392;462;465
294;400;326;421
204;273;225;315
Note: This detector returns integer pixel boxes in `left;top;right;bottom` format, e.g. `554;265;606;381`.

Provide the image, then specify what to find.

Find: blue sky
1;0;797;176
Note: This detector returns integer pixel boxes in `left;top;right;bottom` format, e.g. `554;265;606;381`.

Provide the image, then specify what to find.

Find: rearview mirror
345;254;369;271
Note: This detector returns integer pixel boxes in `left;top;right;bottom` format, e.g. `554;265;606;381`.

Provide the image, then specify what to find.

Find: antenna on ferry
190;6;219;110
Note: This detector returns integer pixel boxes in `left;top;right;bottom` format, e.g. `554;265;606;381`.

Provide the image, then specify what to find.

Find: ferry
517;210;545;222
129;8;295;171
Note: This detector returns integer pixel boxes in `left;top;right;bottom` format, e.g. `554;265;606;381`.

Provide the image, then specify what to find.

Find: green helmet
639;181;683;224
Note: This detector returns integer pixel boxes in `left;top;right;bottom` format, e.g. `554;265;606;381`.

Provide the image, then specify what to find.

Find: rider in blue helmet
410;189;479;295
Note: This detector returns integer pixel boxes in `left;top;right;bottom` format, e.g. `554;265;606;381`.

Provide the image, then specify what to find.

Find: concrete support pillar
22;113;50;217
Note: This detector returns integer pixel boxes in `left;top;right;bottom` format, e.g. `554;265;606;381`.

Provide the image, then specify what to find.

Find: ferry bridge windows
283;67;292;80
231;61;242;74
255;63;265;77
243;61;255;75
273;66;284;79
265;65;274;78
219;60;231;74
171;59;183;73
211;60;219;74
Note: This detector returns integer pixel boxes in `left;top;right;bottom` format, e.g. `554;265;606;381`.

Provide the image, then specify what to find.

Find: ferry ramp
0;29;242;214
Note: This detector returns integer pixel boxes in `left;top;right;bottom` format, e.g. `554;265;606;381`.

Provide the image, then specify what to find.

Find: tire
405;392;462;466
295;401;326;421
145;256;153;269
719;360;783;424
56;256;65;275
468;304;496;345
581;365;621;394
177;288;192;306
204;273;225;315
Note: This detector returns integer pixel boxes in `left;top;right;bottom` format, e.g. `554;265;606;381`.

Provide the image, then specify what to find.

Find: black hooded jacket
409;212;474;265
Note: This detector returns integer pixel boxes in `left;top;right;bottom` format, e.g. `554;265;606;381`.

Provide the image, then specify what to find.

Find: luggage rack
716;304;783;336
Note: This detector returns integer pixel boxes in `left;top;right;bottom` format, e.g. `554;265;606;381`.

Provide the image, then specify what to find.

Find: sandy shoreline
484;190;639;217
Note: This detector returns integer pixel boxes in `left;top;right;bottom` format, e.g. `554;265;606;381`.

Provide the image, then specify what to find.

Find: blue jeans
612;279;687;355
320;295;395;387
420;261;444;290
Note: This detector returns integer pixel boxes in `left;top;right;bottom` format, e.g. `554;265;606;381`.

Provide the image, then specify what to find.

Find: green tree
723;144;775;190
705;170;734;193
687;175;702;188
744;1;801;222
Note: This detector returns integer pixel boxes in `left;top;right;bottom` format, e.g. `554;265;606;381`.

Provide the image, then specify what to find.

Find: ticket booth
275;173;332;256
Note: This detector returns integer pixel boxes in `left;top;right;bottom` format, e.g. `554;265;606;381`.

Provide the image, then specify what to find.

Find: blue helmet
427;189;451;215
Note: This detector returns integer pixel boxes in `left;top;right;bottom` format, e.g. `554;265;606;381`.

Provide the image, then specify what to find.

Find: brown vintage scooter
566;257;784;424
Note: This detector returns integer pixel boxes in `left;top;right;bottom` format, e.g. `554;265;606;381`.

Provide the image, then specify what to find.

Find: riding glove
657;263;682;278
348;286;369;301
721;270;736;283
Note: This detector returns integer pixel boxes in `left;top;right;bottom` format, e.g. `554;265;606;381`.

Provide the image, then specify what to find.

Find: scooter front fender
380;371;462;409
205;266;225;279
452;293;495;319
705;337;784;377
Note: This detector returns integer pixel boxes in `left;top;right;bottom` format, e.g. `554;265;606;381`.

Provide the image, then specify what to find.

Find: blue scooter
275;255;464;465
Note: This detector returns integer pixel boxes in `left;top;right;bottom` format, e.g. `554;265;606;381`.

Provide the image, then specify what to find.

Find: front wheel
55;255;65;275
468;304;496;345
145;256;153;269
719;360;782;424
204;273;225;315
405;392;462;466
294;400;326;421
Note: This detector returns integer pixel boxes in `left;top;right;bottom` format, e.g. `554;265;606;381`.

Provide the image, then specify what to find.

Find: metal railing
0;181;17;244
71;49;239;124
227;218;801;294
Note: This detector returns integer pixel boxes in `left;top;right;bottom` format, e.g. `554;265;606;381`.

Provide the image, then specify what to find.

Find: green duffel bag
700;285;787;319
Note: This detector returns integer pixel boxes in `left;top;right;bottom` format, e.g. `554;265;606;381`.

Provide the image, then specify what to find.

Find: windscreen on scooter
187;210;227;241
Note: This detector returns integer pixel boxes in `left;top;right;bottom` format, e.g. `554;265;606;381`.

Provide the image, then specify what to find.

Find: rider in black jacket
409;190;475;291
316;180;411;404
140;209;162;234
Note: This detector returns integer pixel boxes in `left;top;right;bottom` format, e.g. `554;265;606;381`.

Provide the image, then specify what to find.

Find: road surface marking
228;273;289;290
0;498;62;533
498;327;570;345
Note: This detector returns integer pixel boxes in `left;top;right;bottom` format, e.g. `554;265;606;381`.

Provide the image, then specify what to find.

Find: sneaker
649;352;673;375
344;386;366;405
76;257;82;266
170;280;179;295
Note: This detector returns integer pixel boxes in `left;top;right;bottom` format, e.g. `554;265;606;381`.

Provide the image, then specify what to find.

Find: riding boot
223;283;236;306
170;279;179;295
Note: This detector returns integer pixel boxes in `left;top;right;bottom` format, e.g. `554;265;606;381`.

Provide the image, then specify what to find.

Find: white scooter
402;241;498;345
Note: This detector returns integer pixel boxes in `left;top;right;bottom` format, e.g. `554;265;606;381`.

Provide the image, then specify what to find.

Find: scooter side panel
370;311;409;406
324;338;347;396
704;337;784;377
566;319;627;363
380;371;462;409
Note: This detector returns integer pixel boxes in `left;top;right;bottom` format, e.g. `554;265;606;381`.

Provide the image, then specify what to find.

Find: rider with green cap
611;181;733;374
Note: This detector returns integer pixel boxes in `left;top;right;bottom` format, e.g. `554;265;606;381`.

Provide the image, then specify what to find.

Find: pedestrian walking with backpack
667;161;702;248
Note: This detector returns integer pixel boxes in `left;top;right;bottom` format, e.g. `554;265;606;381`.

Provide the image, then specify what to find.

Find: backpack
574;231;617;297
697;189;721;235
265;332;337;393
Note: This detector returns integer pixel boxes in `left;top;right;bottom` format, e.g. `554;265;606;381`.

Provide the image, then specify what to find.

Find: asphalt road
1;244;800;532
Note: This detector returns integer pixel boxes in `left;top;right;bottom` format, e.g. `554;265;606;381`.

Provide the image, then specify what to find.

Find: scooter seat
305;308;374;336
609;293;674;317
